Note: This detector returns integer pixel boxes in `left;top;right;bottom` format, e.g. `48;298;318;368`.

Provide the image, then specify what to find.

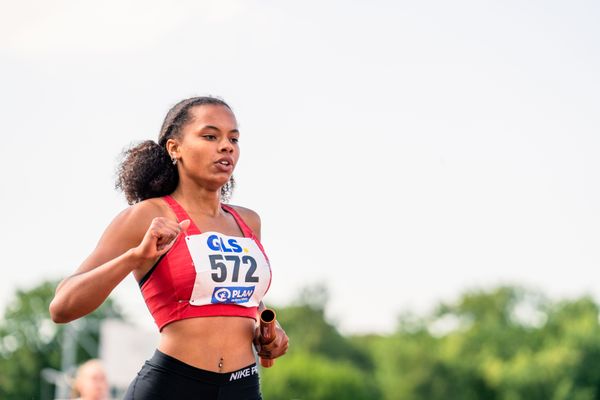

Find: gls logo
207;234;242;253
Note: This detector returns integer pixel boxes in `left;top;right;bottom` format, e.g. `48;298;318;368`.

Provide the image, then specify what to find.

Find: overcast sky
1;0;599;333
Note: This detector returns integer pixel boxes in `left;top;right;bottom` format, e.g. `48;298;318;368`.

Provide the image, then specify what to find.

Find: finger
153;217;184;233
253;326;260;341
156;233;177;249
268;335;286;348
155;228;180;252
260;342;274;352
159;221;187;243
159;229;180;246
149;225;172;243
179;219;191;235
156;236;177;256
157;220;182;239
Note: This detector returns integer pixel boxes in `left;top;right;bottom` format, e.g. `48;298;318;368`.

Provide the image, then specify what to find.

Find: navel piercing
218;357;224;371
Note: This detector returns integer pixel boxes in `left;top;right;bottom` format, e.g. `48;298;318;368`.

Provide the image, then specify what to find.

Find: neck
170;182;223;217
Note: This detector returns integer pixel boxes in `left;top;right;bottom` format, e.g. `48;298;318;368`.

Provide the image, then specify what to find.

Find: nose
218;137;234;153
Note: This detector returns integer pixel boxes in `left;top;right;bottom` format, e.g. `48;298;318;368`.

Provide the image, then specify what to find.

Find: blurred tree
355;286;600;400
262;284;380;398
261;352;381;400
275;284;373;370
0;280;123;400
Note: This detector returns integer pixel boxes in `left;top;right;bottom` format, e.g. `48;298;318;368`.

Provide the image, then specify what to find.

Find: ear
165;138;180;160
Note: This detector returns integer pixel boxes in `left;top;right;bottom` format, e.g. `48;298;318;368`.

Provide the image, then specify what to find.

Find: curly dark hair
116;96;236;205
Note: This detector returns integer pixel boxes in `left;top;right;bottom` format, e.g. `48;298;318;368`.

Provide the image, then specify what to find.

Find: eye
230;137;239;144
202;134;217;140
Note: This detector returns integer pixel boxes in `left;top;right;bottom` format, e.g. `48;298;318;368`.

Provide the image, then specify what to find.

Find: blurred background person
71;359;110;400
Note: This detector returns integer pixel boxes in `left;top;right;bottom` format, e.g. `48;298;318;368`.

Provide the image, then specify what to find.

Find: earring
171;157;178;165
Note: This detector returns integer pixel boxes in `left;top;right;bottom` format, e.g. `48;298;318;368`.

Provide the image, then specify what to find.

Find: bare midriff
158;316;257;373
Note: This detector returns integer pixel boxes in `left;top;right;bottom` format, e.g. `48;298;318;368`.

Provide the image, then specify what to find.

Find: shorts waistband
148;350;259;385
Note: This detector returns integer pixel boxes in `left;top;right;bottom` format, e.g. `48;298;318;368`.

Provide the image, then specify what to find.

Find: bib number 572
209;254;259;283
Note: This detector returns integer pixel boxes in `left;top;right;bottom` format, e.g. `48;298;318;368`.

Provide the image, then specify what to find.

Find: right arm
49;201;188;323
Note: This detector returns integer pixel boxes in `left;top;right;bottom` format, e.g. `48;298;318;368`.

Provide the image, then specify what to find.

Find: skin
73;359;109;400
50;104;288;373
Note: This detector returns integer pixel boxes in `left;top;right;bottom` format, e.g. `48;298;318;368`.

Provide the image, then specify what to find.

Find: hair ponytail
115;140;178;205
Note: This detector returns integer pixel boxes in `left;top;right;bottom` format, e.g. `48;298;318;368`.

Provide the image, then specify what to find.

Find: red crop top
139;195;272;331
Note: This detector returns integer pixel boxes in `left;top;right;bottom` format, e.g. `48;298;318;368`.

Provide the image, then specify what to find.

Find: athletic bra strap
222;205;269;263
221;204;254;238
162;195;202;235
162;196;255;239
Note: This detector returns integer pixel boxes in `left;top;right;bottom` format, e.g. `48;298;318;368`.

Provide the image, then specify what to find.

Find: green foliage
0;280;123;400
261;285;380;399
264;285;600;400
363;286;600;400
3;282;600;400
261;353;381;400
276;303;373;371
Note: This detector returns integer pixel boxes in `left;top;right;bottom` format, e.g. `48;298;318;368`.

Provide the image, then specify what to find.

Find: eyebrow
203;125;239;134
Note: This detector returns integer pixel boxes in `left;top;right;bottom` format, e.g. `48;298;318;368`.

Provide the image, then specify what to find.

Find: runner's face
175;104;240;190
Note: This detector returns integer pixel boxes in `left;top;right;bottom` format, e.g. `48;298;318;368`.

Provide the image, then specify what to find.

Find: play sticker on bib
185;232;271;307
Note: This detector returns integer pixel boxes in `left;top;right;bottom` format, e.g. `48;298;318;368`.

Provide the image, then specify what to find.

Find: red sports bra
139;195;272;331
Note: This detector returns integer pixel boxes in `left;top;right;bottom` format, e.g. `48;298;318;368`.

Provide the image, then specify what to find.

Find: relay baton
259;308;277;368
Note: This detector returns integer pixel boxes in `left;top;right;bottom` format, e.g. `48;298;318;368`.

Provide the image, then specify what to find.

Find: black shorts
124;350;262;400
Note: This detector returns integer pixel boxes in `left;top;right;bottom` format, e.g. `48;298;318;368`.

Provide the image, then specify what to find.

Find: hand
132;218;190;262
254;324;289;361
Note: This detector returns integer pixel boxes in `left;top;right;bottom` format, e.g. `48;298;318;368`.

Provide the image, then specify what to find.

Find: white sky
1;0;598;334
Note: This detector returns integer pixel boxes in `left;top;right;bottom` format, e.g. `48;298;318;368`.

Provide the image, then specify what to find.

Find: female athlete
50;96;289;399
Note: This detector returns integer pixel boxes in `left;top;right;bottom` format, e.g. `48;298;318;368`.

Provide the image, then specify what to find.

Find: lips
214;156;234;172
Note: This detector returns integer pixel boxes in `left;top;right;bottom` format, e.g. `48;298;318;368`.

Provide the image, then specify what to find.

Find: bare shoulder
113;198;172;226
74;197;174;275
105;198;169;235
94;197;175;255
227;204;262;236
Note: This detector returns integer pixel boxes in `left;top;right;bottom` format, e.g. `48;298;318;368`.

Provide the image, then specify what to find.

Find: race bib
184;232;271;307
